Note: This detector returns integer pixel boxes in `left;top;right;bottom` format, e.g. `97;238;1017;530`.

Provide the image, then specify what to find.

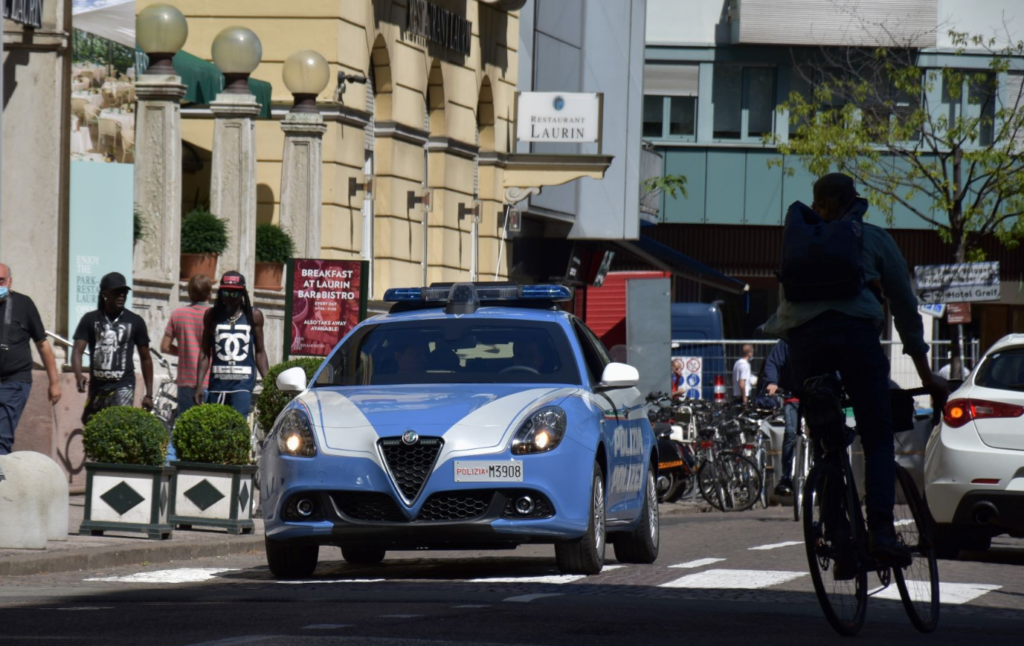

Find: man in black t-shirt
72;272;154;425
0;263;62;455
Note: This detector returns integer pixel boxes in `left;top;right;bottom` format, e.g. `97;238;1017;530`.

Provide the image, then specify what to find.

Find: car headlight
511;406;567;455
275;408;317;458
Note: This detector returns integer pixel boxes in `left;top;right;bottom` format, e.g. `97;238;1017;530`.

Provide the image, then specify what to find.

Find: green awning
135;49;272;119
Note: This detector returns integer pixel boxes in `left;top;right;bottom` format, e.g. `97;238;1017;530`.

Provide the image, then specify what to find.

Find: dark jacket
763;339;796;395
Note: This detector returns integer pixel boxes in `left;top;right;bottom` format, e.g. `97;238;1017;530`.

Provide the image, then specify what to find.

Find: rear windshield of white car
314;319;582;386
974;348;1024;392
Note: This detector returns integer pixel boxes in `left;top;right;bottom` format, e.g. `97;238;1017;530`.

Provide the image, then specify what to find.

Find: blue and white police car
260;283;659;578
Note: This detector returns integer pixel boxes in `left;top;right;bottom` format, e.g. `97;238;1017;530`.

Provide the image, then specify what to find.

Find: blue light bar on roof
383;283;573;304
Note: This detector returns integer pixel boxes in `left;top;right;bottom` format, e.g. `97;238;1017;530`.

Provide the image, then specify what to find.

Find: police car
260;283;659;578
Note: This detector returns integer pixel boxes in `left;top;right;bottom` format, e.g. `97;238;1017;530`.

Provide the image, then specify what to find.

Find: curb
0;535;264;578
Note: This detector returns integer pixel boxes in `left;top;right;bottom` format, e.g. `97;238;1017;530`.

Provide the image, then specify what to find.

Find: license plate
454;460;524;482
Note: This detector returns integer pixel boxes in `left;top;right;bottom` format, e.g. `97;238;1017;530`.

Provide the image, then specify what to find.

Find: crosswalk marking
84;568;236;584
669;558;726;569
660;569;808;590
748;541;803;551
276;579;384;585
468;575;585;584
868;582;1002;605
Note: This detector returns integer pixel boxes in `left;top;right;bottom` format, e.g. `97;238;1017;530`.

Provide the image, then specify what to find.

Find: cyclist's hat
813;172;859;206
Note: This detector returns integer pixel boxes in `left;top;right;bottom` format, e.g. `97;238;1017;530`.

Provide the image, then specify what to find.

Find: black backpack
778;200;866;302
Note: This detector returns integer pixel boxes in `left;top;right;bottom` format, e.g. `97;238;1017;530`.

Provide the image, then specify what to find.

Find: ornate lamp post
279;50;330;259
209;26;262;282
133;4;188;321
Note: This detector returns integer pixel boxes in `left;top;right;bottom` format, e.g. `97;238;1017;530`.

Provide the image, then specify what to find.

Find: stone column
210;93;260;283
279;112;327;258
132;73;187;334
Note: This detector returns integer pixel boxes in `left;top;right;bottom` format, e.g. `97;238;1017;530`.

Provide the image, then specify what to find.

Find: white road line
748;541;803;551
303;625;351;630
868;582;1002;605
503;593;564;603
669;558;726;569
894;518;915;526
468;575;585;584
601;565;626;571
276;579;384;585
84;568;236;584
660;569;808;590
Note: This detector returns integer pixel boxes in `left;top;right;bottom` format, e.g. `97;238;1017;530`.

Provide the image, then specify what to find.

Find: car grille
330;492;405;522
378;436;443;502
417;491;493;522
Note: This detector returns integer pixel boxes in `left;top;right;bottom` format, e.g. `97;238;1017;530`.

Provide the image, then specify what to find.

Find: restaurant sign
284;259;368;359
4;0;43;28
407;0;472;56
516;92;601;144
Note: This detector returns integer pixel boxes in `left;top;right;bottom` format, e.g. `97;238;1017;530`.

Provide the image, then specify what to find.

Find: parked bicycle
150;349;178;432
800;375;939;636
695;423;761;512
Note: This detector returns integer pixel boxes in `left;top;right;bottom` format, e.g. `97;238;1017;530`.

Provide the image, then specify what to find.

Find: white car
924;333;1024;558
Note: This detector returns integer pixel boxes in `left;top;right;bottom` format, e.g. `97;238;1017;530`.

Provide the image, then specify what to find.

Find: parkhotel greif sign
915;261;1001;304
516;92;602;144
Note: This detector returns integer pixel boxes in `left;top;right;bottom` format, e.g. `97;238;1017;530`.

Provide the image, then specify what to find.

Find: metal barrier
671;338;980;398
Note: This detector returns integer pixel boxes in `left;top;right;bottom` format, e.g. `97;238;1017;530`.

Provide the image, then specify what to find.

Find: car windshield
974;347;1024;393
314;318;582;386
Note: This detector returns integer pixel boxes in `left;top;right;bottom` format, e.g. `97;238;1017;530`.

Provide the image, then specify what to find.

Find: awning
73;0;135;49
135;49;273;119
616;235;749;294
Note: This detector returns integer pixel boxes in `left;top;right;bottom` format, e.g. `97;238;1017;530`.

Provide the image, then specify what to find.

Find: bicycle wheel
723;453;761;512
757;448;770;509
697;459;726;511
893;465;940;633
803;461;868;636
792;436;804;522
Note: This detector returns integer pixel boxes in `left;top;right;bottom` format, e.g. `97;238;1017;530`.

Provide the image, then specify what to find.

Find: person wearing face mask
72;272;154;425
0;263;62;455
194;272;268;416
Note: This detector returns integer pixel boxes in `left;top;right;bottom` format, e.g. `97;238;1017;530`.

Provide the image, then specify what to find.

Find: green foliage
72;29;134;74
173;404;251;465
642;174;689;201
767;30;1024;261
255;358;323;434
255;223;295;264
133;206;145;244
181;207;229;255
83;407;168;467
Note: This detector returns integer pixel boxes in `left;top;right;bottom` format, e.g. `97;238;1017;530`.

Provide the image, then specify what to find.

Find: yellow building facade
139;0;519;298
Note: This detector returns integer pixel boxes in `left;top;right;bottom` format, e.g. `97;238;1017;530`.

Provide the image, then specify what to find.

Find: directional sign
915;262;1000;304
919;303;946;318
946;303;972;325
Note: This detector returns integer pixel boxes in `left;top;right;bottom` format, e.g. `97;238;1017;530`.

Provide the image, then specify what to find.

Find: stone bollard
0;451;70;549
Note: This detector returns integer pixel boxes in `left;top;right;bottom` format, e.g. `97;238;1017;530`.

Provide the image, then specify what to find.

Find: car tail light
700;440;714;449
943;398;1024;428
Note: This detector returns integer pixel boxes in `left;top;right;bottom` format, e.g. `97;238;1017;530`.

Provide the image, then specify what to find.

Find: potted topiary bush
79;406;174;540
169;403;256;534
254;223;294;291
180;207;228;281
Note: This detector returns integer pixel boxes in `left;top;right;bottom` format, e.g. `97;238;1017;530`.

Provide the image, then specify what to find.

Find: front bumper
924;421;1024;531
260;437;596;548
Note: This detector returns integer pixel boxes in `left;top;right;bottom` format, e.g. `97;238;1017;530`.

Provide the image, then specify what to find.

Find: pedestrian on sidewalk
0;263;62;455
72;272;154;425
732;344;754;405
762;339;799;496
194;272;268;416
160;274;213;461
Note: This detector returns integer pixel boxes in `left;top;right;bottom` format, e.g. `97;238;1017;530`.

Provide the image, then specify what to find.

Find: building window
643;95;665;138
712;64;776;140
942;71;996;147
642;63;699;141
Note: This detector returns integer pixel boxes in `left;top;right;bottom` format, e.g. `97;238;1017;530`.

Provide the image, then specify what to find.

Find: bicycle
734;406;776;509
800;375;939;636
150;349;178;433
791;412;812;522
696;424;762;512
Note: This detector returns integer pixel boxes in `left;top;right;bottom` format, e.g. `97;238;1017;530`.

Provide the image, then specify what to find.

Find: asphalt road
2;504;1022;646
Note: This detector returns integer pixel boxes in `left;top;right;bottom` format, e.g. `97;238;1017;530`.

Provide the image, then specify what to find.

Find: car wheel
555;462;606;575
613;463;660;564
341;545;386;565
265;536;319;579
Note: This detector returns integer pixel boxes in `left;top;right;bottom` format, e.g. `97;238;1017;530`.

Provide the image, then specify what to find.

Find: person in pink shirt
161;275;212;461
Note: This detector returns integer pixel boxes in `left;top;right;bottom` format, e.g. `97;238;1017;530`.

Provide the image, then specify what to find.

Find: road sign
946;303;972;325
679;357;703;399
919;303;946;318
915;262;1000;304
685;388;701;400
686;373;700;387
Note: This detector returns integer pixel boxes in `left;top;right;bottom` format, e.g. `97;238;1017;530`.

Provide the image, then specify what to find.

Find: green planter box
79;463;174;540
169;462;257;535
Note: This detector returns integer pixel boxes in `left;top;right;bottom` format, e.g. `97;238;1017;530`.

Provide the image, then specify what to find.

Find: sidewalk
0;494;264;577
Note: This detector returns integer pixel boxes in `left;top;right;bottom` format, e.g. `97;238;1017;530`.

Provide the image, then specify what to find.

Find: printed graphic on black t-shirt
213;322;253;380
73;309;150;393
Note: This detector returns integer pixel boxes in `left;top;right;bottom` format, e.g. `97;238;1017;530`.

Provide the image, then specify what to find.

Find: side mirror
597;362;639;391
276;366;308;392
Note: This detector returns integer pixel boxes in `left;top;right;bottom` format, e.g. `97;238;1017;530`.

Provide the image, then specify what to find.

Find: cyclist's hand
922;372;950;405
194;389;205;406
765;383;779;396
76;375;88;393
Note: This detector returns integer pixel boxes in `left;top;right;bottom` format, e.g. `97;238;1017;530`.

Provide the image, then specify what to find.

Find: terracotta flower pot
180;253;218;281
254;261;284;291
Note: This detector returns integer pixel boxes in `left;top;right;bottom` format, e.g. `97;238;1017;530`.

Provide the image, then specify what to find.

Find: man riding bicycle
765;173;949;566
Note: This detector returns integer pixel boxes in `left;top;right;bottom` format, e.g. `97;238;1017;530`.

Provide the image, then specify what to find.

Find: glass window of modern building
712;64;776;140
643;63;698;140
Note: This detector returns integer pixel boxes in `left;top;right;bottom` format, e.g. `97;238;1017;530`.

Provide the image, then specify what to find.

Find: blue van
671;303;726;400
